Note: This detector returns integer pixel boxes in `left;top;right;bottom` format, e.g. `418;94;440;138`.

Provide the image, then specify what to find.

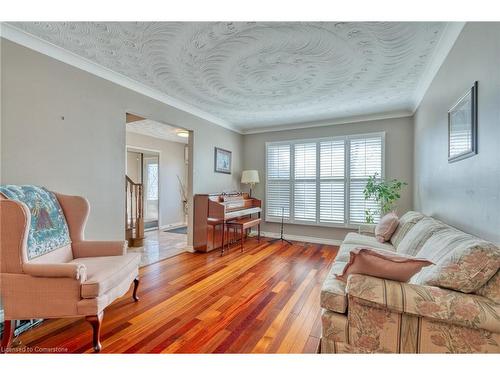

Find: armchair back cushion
0;185;71;260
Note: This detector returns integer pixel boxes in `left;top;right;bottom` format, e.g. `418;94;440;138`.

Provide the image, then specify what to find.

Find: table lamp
241;170;260;197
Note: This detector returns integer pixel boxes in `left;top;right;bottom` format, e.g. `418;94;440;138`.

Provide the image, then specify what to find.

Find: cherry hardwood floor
13;238;338;353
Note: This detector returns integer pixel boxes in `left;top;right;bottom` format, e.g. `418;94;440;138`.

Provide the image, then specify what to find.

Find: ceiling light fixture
176;130;189;138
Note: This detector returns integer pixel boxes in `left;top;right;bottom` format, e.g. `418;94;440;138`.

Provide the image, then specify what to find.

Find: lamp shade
241;170;260;184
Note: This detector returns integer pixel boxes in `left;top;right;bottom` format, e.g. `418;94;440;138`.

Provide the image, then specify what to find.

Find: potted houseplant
363;173;407;223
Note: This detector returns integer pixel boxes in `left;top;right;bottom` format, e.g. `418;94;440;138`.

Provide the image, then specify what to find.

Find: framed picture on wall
448;81;478;163
214;147;232;174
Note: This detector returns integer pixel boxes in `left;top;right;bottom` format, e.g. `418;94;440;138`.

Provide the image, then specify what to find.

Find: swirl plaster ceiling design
10;22;447;132
126;119;189;144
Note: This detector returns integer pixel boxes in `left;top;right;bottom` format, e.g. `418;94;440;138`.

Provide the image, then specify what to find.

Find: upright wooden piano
193;192;261;252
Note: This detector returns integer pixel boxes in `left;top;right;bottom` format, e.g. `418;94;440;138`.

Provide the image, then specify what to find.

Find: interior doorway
126;149;160;231
125;112;192;267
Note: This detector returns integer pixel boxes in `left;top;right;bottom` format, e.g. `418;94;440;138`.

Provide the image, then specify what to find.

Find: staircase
125;175;145;247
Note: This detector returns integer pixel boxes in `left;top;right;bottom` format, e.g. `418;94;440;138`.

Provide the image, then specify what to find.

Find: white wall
126;132;187;228
414;22;500;243
242;116;414;242
1;39;242;241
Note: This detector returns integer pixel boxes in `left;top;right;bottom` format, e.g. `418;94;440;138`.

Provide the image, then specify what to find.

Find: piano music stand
268;207;292;246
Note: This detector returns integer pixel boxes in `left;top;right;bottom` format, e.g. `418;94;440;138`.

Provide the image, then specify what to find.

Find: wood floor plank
12;238;337;353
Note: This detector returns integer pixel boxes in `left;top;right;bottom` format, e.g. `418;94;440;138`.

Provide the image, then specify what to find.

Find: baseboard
255;231;343;246
184;245;195;253
159;222;187;231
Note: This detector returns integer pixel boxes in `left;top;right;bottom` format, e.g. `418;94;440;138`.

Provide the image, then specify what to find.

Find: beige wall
413;22;500;243
0;39;243;241
126;132;187;228
242;117;414;242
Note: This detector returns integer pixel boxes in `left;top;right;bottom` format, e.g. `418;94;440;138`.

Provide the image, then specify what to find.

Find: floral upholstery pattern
321;309;349;342
320;262;348;313
413;237;500;293
0;185;71;260
389;211;424;249
348;296;401;353
477;272;500;304
347;274;500;333
320;210;500;354
420;319;500;353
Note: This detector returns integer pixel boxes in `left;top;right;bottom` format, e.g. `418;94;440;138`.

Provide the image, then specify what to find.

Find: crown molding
1;22;464;136
411;22;466;112
0;23;241;134
241;110;413;134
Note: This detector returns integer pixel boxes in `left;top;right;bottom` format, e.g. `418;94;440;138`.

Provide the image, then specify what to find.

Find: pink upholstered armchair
0;190;141;352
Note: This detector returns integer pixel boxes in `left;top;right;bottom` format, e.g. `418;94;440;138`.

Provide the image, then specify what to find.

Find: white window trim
265;131;385;229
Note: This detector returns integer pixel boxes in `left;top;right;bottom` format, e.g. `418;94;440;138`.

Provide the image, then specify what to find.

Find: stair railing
125;175;144;247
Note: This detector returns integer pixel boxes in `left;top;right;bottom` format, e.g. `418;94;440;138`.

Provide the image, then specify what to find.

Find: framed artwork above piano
214;147;232;174
193;192;262;252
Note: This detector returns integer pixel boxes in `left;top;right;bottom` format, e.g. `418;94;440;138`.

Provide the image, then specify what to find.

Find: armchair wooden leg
85;312;103;353
133;277;140;302
1;320;14;353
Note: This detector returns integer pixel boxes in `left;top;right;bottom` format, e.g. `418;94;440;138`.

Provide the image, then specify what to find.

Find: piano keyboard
224;207;261;220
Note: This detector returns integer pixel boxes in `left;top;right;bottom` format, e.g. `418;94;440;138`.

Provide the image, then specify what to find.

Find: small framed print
448;81;478;163
214;147;232;174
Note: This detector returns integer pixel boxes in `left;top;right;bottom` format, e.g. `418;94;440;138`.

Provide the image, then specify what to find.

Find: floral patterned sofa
320;211;500;353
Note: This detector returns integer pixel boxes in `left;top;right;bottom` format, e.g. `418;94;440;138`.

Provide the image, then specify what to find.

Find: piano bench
225;217;261;254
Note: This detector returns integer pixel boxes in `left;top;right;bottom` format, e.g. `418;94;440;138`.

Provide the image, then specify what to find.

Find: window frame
265;131;385;229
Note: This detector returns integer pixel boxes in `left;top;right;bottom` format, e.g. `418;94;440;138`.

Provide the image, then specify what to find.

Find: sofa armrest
23;262;87;281
72;240;127;258
346;274;500;333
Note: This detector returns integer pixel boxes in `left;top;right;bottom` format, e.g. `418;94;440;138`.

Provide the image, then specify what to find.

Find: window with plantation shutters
266;132;384;227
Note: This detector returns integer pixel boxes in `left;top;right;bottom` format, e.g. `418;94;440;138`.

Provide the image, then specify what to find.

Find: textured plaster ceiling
10;22;447;132
126;119;189;144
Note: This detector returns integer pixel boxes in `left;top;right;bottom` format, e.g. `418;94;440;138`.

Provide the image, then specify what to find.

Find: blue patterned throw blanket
0;185;71;260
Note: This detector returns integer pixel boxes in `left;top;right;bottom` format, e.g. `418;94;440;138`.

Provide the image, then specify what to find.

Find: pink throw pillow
375;212;399;243
336;247;433;283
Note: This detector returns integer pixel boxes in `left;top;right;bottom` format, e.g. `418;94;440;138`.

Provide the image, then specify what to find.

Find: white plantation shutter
294;143;316;179
319;140;345;223
349;136;383;224
266;144;291;219
266;133;384;226
293;143;317;221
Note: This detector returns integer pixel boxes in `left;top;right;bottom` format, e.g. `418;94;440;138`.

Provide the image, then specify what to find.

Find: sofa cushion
375;212;399;243
336;247;433;283
477;272;500;304
390;211;424;249
396;217;448;256
411;232;500;293
71;253;141;298
320;262;348;313
336;235;395;263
